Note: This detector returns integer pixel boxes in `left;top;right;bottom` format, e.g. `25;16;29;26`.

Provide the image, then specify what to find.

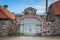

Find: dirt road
0;36;60;40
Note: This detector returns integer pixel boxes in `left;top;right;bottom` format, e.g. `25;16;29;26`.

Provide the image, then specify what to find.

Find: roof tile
52;1;60;15
0;6;15;20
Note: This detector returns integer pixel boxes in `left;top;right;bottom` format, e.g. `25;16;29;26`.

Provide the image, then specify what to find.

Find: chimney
3;5;8;9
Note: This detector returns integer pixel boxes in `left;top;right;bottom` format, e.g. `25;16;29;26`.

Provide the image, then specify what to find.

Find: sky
0;0;57;15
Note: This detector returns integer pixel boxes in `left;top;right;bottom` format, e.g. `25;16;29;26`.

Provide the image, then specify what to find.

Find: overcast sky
0;0;57;15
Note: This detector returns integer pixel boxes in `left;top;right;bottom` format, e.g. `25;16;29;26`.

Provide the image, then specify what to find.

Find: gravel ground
0;36;60;40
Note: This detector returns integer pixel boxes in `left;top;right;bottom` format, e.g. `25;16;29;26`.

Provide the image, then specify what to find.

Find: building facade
47;0;60;35
0;6;16;36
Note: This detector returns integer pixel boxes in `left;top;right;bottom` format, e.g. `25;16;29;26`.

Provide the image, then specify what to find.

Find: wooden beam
46;0;48;14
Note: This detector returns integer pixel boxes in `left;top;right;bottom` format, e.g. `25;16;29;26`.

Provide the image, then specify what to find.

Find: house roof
52;1;60;15
0;6;15;20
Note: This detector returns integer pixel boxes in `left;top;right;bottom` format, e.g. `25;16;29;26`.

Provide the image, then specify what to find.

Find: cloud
31;0;57;14
10;0;58;14
31;5;45;13
19;0;58;14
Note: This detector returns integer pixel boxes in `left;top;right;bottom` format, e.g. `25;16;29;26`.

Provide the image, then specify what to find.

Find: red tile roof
0;10;9;19
0;6;15;20
52;1;60;15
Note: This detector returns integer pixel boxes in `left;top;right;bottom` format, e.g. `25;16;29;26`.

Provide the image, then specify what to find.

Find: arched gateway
19;15;43;36
17;7;43;36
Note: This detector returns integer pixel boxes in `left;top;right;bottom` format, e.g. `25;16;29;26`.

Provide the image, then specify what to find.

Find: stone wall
52;17;60;35
42;22;54;35
42;17;60;36
0;20;17;36
0;20;10;36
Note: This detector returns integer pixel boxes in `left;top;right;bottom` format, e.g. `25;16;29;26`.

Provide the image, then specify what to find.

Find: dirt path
0;36;60;40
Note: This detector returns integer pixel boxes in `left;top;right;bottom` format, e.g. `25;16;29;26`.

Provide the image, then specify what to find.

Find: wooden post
46;0;48;14
46;0;48;21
